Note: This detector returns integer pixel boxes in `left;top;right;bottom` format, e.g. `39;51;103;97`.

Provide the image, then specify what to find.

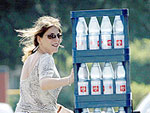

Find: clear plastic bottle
103;62;114;94
106;107;115;113
94;108;101;113
101;16;112;49
89;17;100;50
91;63;102;95
78;63;89;95
82;108;90;113
115;62;126;94
113;16;124;48
76;17;88;50
118;107;126;113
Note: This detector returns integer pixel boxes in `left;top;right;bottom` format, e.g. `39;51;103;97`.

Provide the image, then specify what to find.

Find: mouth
52;43;59;48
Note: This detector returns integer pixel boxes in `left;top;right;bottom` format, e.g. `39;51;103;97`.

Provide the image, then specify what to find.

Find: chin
48;47;59;54
53;49;58;54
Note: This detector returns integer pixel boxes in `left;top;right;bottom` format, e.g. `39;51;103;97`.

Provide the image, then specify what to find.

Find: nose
53;36;61;43
54;36;60;41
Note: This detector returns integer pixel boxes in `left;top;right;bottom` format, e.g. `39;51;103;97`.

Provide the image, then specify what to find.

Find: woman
15;16;74;113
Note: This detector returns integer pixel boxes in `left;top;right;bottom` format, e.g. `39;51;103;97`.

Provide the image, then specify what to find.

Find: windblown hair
16;16;62;62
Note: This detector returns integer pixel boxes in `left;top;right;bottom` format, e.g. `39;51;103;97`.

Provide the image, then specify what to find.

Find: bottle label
101;34;112;49
89;35;99;50
103;79;113;94
78;81;89;95
116;80;126;94
76;36;87;50
107;40;112;46
116;40;122;46
91;80;101;95
114;35;124;48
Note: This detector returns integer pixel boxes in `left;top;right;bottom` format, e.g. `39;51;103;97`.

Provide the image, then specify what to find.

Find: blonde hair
16;16;62;62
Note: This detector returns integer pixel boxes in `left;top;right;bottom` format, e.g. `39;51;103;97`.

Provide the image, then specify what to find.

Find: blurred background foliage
131;82;150;110
0;0;150;111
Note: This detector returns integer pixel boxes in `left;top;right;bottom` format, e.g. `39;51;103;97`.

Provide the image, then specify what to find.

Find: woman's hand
59;107;74;113
57;104;74;113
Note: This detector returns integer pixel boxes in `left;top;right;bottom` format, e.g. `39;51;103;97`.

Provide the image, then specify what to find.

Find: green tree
0;0;150;69
130;38;150;84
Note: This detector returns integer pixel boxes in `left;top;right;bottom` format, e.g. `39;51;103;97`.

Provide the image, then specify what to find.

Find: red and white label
93;86;99;92
78;82;89;95
114;35;124;48
120;85;126;92
91;81;101;95
103;85;105;92
116;40;122;46
80;86;86;92
107;40;112;46
97;41;99;47
116;80;126;94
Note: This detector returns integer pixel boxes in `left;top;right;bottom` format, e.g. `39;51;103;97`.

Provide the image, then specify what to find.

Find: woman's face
38;26;62;54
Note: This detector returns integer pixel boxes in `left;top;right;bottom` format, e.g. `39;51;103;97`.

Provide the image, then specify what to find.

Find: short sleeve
38;54;55;80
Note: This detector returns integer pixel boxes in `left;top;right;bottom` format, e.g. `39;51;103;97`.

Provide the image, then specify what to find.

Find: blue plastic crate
71;9;132;113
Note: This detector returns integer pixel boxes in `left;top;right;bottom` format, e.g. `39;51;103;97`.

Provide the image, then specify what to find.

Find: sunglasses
47;33;62;39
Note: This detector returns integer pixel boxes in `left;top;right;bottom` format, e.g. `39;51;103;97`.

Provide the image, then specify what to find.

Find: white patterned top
15;53;62;113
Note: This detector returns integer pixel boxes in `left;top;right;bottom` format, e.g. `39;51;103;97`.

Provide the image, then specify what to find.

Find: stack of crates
71;9;132;113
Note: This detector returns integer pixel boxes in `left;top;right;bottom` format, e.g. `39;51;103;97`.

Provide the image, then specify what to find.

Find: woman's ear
37;36;41;44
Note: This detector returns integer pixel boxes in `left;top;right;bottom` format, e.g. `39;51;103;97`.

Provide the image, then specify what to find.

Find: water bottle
106;107;115;113
103;62;114;94
91;63;102;95
115;62;126;94
76;17;88;50
89;17;100;50
101;16;112;49
78;63;89;95
82;108;90;113
113;16;124;48
94;108;101;113
118;107;126;113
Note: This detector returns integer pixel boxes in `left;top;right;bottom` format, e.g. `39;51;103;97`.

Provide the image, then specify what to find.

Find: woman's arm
40;69;74;90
